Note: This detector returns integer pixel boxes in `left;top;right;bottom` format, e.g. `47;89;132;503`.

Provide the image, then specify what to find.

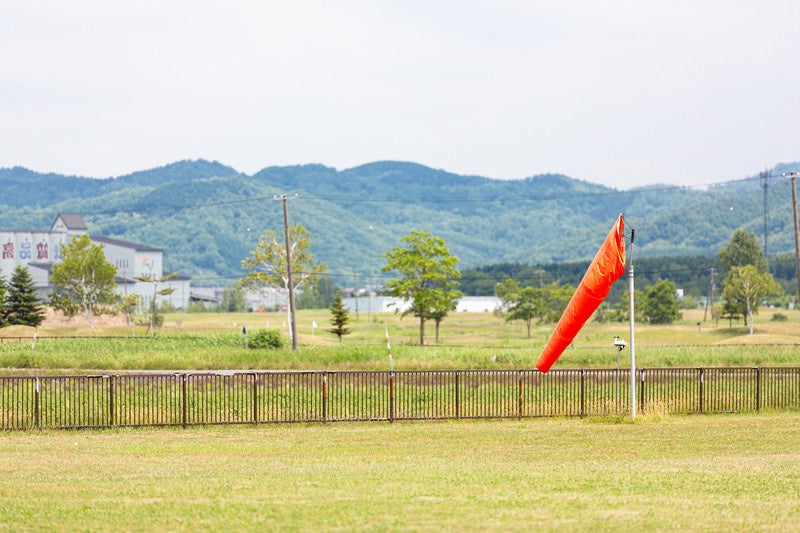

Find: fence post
580;369;585;418
699;368;704;414
108;375;114;428
455;371;460;419
35;376;40;430
322;372;328;422
755;367;761;412
252;372;259;424
517;371;523;420
181;373;188;429
389;371;395;423
639;369;645;415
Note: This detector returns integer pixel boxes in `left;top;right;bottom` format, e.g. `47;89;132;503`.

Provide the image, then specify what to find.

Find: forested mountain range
1;159;798;295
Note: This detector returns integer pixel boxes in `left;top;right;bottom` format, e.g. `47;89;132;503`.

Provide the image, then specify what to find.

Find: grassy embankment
0;308;798;371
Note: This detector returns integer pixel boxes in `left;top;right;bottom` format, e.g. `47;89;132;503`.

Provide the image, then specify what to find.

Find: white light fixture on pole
613;336;627;414
627;228;636;420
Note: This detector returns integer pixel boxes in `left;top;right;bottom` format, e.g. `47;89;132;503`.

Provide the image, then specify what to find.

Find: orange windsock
536;214;626;373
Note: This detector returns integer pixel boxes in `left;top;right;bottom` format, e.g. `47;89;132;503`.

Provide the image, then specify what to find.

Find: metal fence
1;368;799;430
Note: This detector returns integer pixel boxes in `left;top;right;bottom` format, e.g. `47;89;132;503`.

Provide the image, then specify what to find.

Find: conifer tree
327;291;351;342
5;265;44;327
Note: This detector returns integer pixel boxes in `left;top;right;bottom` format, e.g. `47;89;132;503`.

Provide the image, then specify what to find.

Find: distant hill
1;159;798;288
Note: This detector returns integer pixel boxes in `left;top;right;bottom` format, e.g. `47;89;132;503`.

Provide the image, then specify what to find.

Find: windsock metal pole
385;325;394;373
628;228;636;420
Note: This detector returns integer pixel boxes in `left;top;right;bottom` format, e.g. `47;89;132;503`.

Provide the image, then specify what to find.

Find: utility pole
785;172;800;307
278;193;298;350
354;272;359;320
705;267;715;322
761;169;769;267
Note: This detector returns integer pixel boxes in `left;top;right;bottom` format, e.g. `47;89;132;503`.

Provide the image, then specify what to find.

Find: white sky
2;1;798;189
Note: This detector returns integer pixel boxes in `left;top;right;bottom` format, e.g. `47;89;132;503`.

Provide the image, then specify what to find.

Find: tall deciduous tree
498;279;574;338
296;274;339;310
240;223;327;339
5;265;44;328
381;231;461;345
428;284;463;344
220;283;247;312
241;224;327;291
718;229;769;324
497;279;539;338
643;279;682;325
722;265;780;335
50;234;117;329
718;229;767;274
610;288;647;323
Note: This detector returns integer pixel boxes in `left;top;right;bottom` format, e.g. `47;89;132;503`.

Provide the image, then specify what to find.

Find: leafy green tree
296;274;338;310
722;265;780;335
4;266;44;328
609;288;647;323
428;284;463;343
720;298;742;327
497;279;539;338
50;234;118;329
643;279;682;324
718;230;770;324
240;223;327;344
381;231;461;345
498;280;575;337
718;229;767;274
241;223;327;293
539;282;575;323
220;283;247;312
327;291;351;342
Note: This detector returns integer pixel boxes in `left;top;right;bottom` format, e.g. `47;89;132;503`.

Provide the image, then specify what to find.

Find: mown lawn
1;413;799;531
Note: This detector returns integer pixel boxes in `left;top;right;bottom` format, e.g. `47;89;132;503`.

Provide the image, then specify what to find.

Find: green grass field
2;308;799;371
2;310;800;531
1;413;799;531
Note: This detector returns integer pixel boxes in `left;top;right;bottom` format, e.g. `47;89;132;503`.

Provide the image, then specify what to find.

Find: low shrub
248;328;283;349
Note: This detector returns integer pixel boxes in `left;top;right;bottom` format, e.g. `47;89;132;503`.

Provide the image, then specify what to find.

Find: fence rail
1;368;799;430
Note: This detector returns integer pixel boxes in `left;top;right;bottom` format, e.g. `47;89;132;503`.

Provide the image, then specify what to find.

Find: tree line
231;224;783;345
2;221;783;345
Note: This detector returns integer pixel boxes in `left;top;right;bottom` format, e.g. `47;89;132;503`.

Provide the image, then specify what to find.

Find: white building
91;235;191;310
342;296;502;314
1;214;191;310
190;286;286;311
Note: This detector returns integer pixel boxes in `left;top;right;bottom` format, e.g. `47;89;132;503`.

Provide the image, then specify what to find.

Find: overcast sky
2;1;798;189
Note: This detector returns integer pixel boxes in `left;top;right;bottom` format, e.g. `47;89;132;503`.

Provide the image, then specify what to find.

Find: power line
305;175;766;205
34;171;772;220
